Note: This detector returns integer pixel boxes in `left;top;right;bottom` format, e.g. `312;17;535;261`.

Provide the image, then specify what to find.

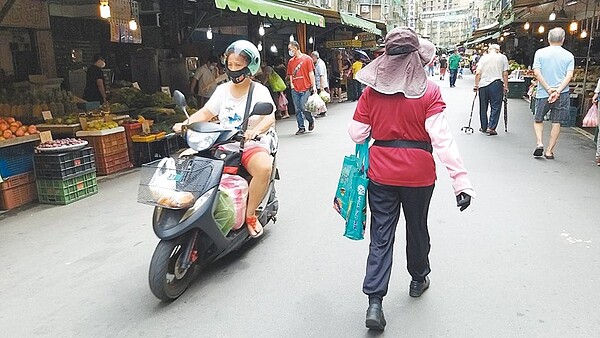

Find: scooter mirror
251;102;274;116
173;90;186;108
173;90;190;119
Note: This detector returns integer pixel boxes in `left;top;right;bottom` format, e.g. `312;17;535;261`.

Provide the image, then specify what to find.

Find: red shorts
241;146;269;168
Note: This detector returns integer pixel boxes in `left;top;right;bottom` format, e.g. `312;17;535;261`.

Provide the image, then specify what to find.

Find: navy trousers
363;181;435;299
478;80;503;131
449;69;458;87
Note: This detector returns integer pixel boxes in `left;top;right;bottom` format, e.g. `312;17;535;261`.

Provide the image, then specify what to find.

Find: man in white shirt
531;28;574;159
311;51;328;117
190;56;219;107
473;44;509;136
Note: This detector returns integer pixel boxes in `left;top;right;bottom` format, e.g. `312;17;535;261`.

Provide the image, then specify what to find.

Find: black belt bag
373;139;433;153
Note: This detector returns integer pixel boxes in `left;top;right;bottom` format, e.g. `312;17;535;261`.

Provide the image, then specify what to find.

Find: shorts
330;75;341;89
534;92;570;124
241;146;269;168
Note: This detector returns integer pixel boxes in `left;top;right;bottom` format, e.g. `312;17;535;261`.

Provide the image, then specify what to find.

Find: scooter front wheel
148;236;197;301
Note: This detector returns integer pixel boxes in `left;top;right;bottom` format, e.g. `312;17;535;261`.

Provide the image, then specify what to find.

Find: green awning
467;32;500;46
215;0;325;27
340;13;382;36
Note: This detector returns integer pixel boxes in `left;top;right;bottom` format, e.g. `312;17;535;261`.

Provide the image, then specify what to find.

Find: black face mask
225;66;250;84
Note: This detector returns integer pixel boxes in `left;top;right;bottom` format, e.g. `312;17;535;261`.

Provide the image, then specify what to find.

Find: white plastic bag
149;158;195;209
583;104;598;127
305;93;327;114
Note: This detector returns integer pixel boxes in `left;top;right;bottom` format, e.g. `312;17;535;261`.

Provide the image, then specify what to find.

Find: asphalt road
1;74;600;337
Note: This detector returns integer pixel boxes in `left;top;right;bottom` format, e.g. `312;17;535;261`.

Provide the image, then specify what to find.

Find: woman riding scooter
174;40;276;238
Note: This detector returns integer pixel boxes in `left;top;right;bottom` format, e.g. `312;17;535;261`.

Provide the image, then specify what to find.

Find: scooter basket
137;157;214;209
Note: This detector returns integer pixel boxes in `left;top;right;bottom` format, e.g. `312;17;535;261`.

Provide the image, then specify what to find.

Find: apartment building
339;0;408;28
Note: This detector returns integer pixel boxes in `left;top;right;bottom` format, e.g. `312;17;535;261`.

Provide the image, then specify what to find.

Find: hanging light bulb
206;26;213;40
309;36;314;44
259;23;265;36
570;19;578;32
581;29;588;38
289;34;294;42
258;41;263;51
129;18;138;31
500;36;505;42
354;35;359;40
549;8;556;21
100;1;111;19
270;44;278;53
524;22;530;30
538;25;545;34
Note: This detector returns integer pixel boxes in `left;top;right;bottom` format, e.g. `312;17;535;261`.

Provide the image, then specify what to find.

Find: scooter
139;90;279;301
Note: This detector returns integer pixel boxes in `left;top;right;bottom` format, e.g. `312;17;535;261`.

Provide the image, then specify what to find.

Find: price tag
42;111;53;121
79;117;88;131
39;131;53;143
132;82;141;90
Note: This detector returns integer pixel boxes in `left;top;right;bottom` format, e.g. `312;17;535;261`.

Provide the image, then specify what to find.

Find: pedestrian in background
287;41;317;135
448;49;461;87
349;54;364;101
439;54;448;80
311;51;329;118
473;44;509;136
190;56;219;107
591;80;600;166
348;27;475;331
329;51;343;102
427;58;435;76
83;54;107;104
532;27;574;159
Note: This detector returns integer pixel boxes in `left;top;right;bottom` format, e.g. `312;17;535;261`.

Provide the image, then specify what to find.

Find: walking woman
347;27;476;331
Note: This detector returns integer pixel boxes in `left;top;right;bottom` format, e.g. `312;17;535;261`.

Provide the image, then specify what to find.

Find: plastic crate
0;171;35;190
0;181;37;210
34;147;96;180
96;150;132;175
131;137;178;167
37;172;98;205
0;143;35;178
81;131;128;157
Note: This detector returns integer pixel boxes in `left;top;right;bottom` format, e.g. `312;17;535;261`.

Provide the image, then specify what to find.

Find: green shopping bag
333;140;369;240
268;71;287;92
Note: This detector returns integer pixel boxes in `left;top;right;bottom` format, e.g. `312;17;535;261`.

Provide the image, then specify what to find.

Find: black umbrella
503;94;508;132
353;49;370;61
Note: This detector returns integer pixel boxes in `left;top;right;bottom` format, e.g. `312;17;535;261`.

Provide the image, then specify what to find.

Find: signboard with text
325;40;362;48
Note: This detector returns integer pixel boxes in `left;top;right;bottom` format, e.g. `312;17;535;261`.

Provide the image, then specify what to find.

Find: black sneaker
308;121;315;131
295;128;306;135
365;303;386;331
409;276;430;297
316;112;327;118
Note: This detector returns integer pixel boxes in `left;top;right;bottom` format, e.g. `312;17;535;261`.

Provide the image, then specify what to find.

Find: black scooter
139;90;279;301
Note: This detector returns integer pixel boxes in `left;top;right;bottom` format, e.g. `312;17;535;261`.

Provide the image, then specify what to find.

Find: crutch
503;94;508;132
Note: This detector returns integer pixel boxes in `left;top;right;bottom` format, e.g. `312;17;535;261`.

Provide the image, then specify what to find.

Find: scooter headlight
186;130;220;151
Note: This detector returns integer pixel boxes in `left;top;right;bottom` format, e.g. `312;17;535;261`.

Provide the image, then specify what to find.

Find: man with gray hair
473;43;509;135
311;50;329;117
531;27;574;159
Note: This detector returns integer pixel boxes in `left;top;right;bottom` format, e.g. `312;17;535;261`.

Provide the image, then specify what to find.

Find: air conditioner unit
361;5;370;13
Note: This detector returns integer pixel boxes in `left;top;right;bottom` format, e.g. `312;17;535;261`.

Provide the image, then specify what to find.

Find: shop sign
361;40;377;48
0;0;50;29
325;40;362;48
357;33;376;41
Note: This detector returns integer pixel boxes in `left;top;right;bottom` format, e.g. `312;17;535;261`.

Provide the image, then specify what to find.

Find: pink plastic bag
219;174;249;230
277;92;288;112
583;104;598;127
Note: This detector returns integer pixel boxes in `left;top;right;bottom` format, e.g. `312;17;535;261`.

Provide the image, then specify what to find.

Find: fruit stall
0;86;187;211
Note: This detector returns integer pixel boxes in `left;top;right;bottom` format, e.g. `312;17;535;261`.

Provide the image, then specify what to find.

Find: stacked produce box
76;127;132;175
0;171;37;210
34;140;98;205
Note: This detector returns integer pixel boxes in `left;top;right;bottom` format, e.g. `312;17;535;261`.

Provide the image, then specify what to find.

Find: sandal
544;153;554;159
533;146;544;157
246;215;264;238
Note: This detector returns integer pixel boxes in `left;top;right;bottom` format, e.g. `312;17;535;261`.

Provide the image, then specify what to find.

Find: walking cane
461;92;478;134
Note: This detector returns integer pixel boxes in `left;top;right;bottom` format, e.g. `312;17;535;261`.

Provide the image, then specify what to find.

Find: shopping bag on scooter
333;140;369;240
219;174;249;230
148;158;195;209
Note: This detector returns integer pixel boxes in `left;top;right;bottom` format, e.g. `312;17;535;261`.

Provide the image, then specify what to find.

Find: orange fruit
15;129;24;137
3;130;12;138
27;125;37;134
6;117;15;124
0;123;7;131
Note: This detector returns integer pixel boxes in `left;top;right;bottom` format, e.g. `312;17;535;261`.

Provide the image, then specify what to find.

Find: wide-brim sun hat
355;27;435;98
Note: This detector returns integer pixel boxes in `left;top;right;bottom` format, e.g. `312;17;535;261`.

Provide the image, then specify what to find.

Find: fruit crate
37;171;98;205
0;143;35;178
123;122;142;164
0;171;37;210
96;150;132;175
80;131;128;157
34;147;96;180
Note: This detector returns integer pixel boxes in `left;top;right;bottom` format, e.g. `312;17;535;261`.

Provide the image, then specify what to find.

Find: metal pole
583;0;597;111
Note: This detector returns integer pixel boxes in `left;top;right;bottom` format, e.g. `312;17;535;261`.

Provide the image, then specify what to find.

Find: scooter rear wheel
148;236;196;301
